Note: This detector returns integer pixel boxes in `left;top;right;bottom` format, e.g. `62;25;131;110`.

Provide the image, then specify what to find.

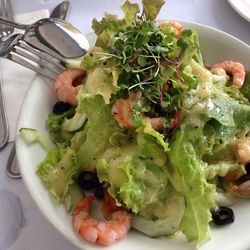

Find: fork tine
8;52;59;80
2;34;66;80
0;0;14;38
18;40;66;70
0;0;7;33
13;46;64;75
23;35;68;64
0;0;6;17
5;0;13;20
0;1;3;17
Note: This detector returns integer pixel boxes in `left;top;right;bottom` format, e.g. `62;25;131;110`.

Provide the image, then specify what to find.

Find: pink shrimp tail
54;68;86;106
72;195;132;246
232;181;250;196
211;60;245;88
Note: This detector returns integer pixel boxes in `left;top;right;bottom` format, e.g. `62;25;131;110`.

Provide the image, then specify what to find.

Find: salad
20;0;250;248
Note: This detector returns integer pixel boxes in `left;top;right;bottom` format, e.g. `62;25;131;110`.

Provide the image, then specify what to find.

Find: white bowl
16;21;250;250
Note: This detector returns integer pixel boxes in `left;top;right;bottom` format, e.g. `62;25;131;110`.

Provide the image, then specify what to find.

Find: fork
1;33;67;178
0;33;66;80
0;0;14;149
0;0;14;39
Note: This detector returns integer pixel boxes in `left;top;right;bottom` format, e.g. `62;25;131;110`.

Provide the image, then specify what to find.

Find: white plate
227;0;250;22
16;22;250;250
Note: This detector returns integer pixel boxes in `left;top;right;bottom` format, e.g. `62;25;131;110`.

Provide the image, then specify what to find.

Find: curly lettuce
97;128;169;214
36;148;78;201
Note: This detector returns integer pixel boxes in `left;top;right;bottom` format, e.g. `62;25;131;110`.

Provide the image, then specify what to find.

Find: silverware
0;16;89;59
6;1;71;178
0;0;13;149
0;0;14;39
50;0;70;20
6;142;20;179
3;33;66;180
0;65;9;148
0;33;66;80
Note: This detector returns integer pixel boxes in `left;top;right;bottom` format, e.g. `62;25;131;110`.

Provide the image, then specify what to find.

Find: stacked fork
0;10;68;178
0;34;66;80
0;0;14;149
0;0;13;40
0;4;87;177
1;9;52;179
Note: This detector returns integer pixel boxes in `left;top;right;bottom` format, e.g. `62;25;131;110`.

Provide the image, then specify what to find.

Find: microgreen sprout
87;5;203;132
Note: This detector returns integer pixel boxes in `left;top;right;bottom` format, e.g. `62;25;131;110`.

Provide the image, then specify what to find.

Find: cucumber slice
62;112;86;132
66;58;82;69
64;183;84;212
132;195;185;237
19;128;55;150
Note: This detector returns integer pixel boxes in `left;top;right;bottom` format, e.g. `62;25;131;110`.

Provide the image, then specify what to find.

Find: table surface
0;1;249;250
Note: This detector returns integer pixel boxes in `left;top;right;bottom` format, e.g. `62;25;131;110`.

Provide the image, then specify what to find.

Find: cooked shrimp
159;21;183;37
210;67;229;80
232;181;250;196
54;68;86;106
210;60;245;88
112;92;164;130
72;195;132;246
235;140;250;164
228;140;250;195
111;92;140;129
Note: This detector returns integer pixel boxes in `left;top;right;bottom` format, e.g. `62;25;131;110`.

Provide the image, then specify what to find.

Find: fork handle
0;17;28;30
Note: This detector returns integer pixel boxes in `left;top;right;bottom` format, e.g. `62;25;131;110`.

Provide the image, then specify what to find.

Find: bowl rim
15;20;250;250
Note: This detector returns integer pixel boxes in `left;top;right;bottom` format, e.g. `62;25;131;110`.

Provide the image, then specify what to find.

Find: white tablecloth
0;1;249;250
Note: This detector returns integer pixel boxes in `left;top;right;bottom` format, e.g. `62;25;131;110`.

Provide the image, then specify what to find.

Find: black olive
94;186;105;199
245;163;250;174
52;101;72;114
211;206;234;225
236;174;250;185
77;171;100;190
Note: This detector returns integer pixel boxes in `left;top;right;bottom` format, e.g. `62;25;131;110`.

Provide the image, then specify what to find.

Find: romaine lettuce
97;128;169;215
91;0;140;49
240;71;250;100
74;95;121;171
169;130;215;246
46;107;75;145
142;0;165;21
78;66;120;104
36;148;78;201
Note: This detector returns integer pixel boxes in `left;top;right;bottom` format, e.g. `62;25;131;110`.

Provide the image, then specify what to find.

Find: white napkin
1;9;49;142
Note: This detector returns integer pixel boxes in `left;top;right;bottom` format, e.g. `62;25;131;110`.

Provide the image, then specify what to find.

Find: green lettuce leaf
75;95;121;171
169;130;215;246
204;161;242;180
180;29;203;67
142;0;165;20
206;99;236;126
240;71;250;100
36;148;78;201
46;107;75;145
97;130;169;215
121;0;140;25
136;119;169;152
92;13;119;36
91;0;140;49
80;47;105;71
207;98;250;142
79;66;120;104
